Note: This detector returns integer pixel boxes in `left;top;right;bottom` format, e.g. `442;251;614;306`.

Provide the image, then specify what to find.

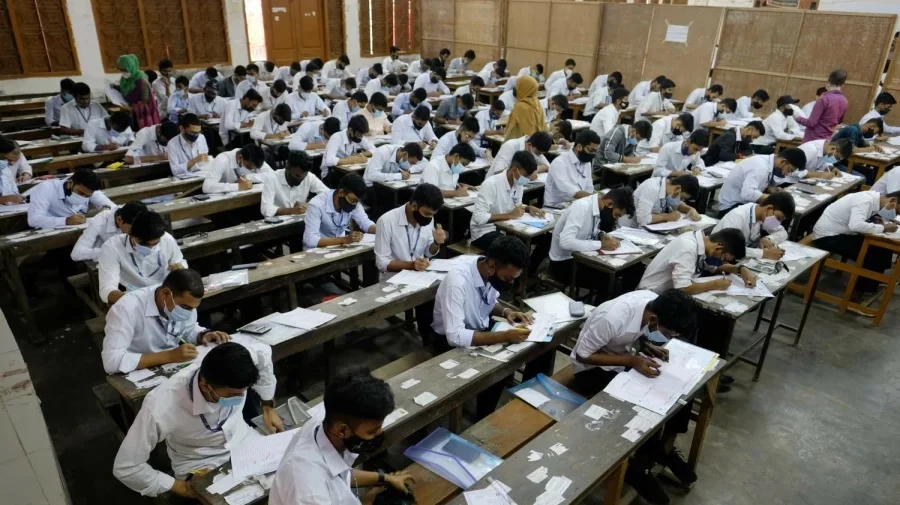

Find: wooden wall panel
0;1;24;75
792;13;893;85
710;68;786;115
595;4;652;91
420;0;454;42
326;0;345;58
35;0;77;73
454;43;500;70
143;0;190;65
506;1;550;52
549;51;593;82
185;1;230;63
547;2;601;61
455;0;502;63
886;56;900;94
422;39;449;60
505;48;548;78
715;9;801;74
787;78;872;126
92;0;147;69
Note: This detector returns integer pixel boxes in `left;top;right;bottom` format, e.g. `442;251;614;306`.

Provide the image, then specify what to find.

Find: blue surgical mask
350;105;360;113
641;323;668;345
457;106;465;115
878;207;897;222
165;291;196;324
762;215;782;233
374;110;385;118
108;129;120;139
248;76;257;84
235;164;251;177
184;132;199;143
665;196;681;209
0;160;8;172
61;92;73;102
705;256;723;268
450;162;465;174
217;394;245;408
822;154;837;165
66;191;88;208
681;144;690;156
398;159;411;170
516;175;529;187
134;243;158;258
627;137;638;146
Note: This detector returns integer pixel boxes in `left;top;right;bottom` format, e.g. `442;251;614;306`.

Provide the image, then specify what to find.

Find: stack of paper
386;270;443;287
230;429;297;479
427;255;476;272
526;313;555;342
271;308;336;330
644;216;700;231
887;136;900;146
0;203;29;214
510;212;555;228
691;274;774;298
600;238;642;255
524;292;585;324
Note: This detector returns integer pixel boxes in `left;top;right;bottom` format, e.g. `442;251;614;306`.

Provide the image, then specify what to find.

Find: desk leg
688;374;719;471
752;299;768;332
874;258;900;326
604;460;628;505
1;250;41;344
516;237;533;300
569;261;579;298
794;258;824;346
753;290;785;382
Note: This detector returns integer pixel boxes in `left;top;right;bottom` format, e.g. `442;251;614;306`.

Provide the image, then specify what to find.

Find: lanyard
76;105;92;124
406;225;421;261
126;236;163;278
178;136;193;160
330;209;350;231
187;371;233;433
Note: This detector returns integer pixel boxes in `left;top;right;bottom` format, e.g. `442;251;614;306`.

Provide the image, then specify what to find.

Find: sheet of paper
414;392;438;406
105;84;129;106
584;404;611;421
664;23;690;44
231;430;297;479
427;256;474;272
510;212;555;229
463;488;510;505
271;307;336;330
600;238;642;256
206;472;240;495
608;227;661;246
135;376;165;389
887;136;900;146
528;450;544;462
401;378;420;389
548;443;568;455
506;342;534;353
545;476;572;496
526;312;555;343
224;484;265;505
382;408;408;428
691;274;774;298
523;291;580;324
527;466;549;484
440;359;459;369
621;428;642;443
0;203;29;214
458;368;479;379
514;388;550;408
125;368;155;384
386;270;442;287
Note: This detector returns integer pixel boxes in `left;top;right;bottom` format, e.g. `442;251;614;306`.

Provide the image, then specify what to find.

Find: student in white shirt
470;152;542;248
475;100;505;144
114;339;282;499
288;76;331;120
321;116;376;183
391;105;438;147
454;75;484;98
257;60;276;81
712;192;793;261
70;202;145;262
322;54;352;79
45;78;75;126
59;82;109;135
717;148;806;216
518;63;545;84
250;103;292;146
683;84;723;111
82;112;134;152
433;93;474;126
630;174;700;227
260;151;329;218
188;67;221;93
433;116;489;159
270;373;414;505
292;61;322;91
235;63;269;106
203;144;271;194
125;122;178;164
692;98;735;129
323;77;357;100
392;88;430;119
794;138;852;180
653;129;708;177
27;169;113;229
544;129;601;208
590;87;630;137
626;74;661;105
363;73;399;101
332;91;366;130
357;92;392;136
413;67;451;97
152;59;175;119
0;136;31;203
98;210;186;304
166;114;210;176
545;59;577;90
638;228;753;294
448;49;476;74
752;95;803;153
375;182;444;277
859;92;899;135
733;89;770;119
497;80;517;113
273;63;295;86
422;143;476;198
187;80;226;119
289;117;341;152
487;131;552;176
477;59;508;86
542;94;569;124
872;163;900;195
356;63;383;88
588;71;619;98
812;190;900;298
383;45;406;73
406;57;430;79
635;78;676;122
264;79;290;111
700;121;764;166
547;73;584;101
363;143;423;187
648;113;693;151
302;173;376;250
165;76;191;124
219;88;262;145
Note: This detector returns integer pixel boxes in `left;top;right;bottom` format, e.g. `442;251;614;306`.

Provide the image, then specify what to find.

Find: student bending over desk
733;89;770;120
752;95;803;154
391;105;438;147
261;151;329;217
635;78;676;123
125;121;178;164
220;89;262;145
683;84;723;111
471;152;542;249
356;63;382;88
630;174;701;226
544;129;600;208
322;116;376;183
356;92;392;135
392;88;431;119
71;201;146;262
27;169;113;229
303;173;376;249
0;135;32;204
59;82;108;136
448;49;476;74
363;74;398;103
545;58;576;91
830;118;884;159
712;192;794;261
45;77;75;126
289;116;340;152
590;87;631;137
487;131;552;177
654;129;707;178
794;138;852;181
421;143;476;198
691;98;735;128
333;91;368;129
474;100;505;142
433;116;490;159
363;143;424;187
701;120;764;166
288;76;331;120
860;92;899;135
187;80;226;119
204;143;272;194
454;75;484;99
595;121;652;167
433;93;475;126
413;67;450;97
167;114;210;177
648;112;693;152
717;148;806;217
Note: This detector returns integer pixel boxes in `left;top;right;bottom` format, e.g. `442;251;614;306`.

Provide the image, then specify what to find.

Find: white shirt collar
314;424;353;478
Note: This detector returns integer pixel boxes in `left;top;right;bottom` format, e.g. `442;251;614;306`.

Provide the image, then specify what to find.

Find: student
288;76;330;120
802;87;826;117
812;190;900;300
433;116;489;159
323;54;352;79
701;120;765;165
407;56;430;79
375;181;444;274
383;46;406;73
712;192;794;260
734;89;770;119
235;63;268;102
260;151;329;217
187;80;226;119
270;372;413;505
422;143;476;198
487;131;552;177
397;73;412;92
219;88;262;145
167;114;210;176
518;63;545;84
323;76;357;100
547;72;583;101
831;118;884;154
470;152;543;249
648;112;693;151
635;78;676;122
70;202;146;262
860;92;899;135
654;129;707;177
82;111;133;152
590;87;630;137
125;121;178;164
588;71;619;98
355;63;383;88
302;173;376;249
391;105;438;147
289;117;341;152
59;82;109;135
628;75;665;106
475;100;504;142
497;76;517;112
454;75;484;97
188;66;222;93
363;73;399;100
797;138;853;180
413;67;451;97
364;142;423;187
292;60;322;91
751;95;803;154
797;70;848;142
217;65;246;98
203;144;271;194
250;102;292;144
595;121;653;167
321;115;376;183
273;62;297;85
331;91;367;129
356;92;392;136
631;174;701;226
542;94;569;124
683;84;723;111
27;168;113;229
45;78;75;126
691;97;736;127
545;59;577;90
392;87;431;119
434;89;473;125
114;340;280;499
449;50;476;74
544;129;600;208
165;76;191;123
570;288;698;505
0;136;30;203
439;48;452;66
717;147;806;216
257;60;276;81
263;79;289;112
478;59;507;86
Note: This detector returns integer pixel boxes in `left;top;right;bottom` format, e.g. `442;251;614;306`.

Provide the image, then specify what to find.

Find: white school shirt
549;193;605;261
187;94;226;117
152;77;175;118
287;91;329;120
256;62;275;81
391;114;437;144
734;96;756;119
321;130;376;179
474;109;498;143
26;178;114;229
269;421;359;505
323;78;351;100
97;232;186;302
432;255;498;347
273;66;293;84
220;99;251;144
113;337;274;496
590;103;620;137
292;71;318;92
433;131;487;158
545;69;571;91
391;92;431;118
628;80;652;105
801;100;816;118
588;74;609;97
691;101;721;126
470;172;523;240
235;79;268;102
0;152;31;196
363;144;406;187
407;60;426;78
59;101;108;130
638;230;706;293
654;140;704;177
712;202;787;259
363;78;390;100
571;290;657;373
684;88;708;109
44;95;65;125
188;70;223;90
374;205;436;273
302;189;375;250
384;56;405;74
635;92;673;122
323;60;352;79
798;139;830;174
82;118;134;152
478;68;498;86
544;150;592;208
288;121;326;151
250;109;290;141
872;165;900;195
166;134;210;177
860;109;899;135
584;88;610;117
487;136;550;177
202;148;273;194
413;73;450;95
813;191;885;239
648;115;684;148
260;169;329;218
331;99;355;129
498;89;517;112
421;155;459;190
632;176;672;226
454;84;472;97
127;125;166;158
754;109;801;146
547;79;576;101
166;91;190;122
448;57;469;74
70;207;121;262
264;88;288;110
356;67;374;87
718;154;775;211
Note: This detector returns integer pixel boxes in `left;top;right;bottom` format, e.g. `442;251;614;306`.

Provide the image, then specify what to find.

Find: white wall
818;0;900;32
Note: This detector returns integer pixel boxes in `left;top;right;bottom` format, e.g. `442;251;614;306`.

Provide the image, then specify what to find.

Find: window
90;0;230;71
0;0;79;79
359;0;417;57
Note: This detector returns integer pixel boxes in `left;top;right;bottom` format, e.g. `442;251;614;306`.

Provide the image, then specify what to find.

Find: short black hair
496;59;507;71
412;88;427;103
371;63;383;75
290;61;302;72
265;61;276;72
348;115;369;134
720;98;737;113
205;67;218;79
662;78;676;89
413;105;431;121
239;144;266;169
647;289;697;336
233;65;247;77
816;87;827;96
370;92;388;108
708;84;724;94
204;79;217;90
710;228;747;260
335;54;350;65
410;182;444;210
272;79;287;93
130;210;167;242
179;113;201;128
605;187;635;217
351;91;369;104
300;75;314;91
243;88;262;102
338;173;367;199
390;45;400;53
688;129;709;146
287;150;313;172
383;74;399;87
575;129;601;148
654;75;667;84
115;201;148;225
344;77;357;89
109;111;132;131
464;49;476;59
677;112;694;132
550;94;569;110
864;117;884;131
831;138;853;160
159;121;179;141
746;120;765;136
670;175;699;200
778;147;807;170
175;75;189;87
399;73;410;85
311;58;325;68
752;89;770;101
828;69;847;87
491;100;506;112
163;268;205;298
459;93;475;109
440;48;451;56
568;73;583;85
73;82;91;97
200;342;260;390
460;116;480;135
886;189;900;199
633;120;652;140
60;78;76;92
611;87;630;103
557;120;573;141
323;117;342;136
70;168;101;191
431;67;446;79
305;61;321;72
528;131;553;152
402;142;424;161
535;64;544;74
324;372;394;424
875;92;896;106
145;70;158;83
510;150;537;175
449;142;476;163
761;191;795;222
487;235;529;269
273;103;293;122
564;58;576;67
609;71;623;84
246;63;259;73
470;76;484;87
0;135;14;154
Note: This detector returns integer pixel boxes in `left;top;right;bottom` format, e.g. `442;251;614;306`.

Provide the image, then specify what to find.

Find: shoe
625;466;670;505
720;375;735;386
717;383;732;394
660;450;697;485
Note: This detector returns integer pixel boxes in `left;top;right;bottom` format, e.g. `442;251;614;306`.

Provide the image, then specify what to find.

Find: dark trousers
414;300;435;341
472;231;550;275
264;145;290;169
751;144;775;155
814;234;893;293
717;204;740;219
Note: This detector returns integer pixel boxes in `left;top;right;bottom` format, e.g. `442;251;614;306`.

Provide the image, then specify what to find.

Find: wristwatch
377;469;386;484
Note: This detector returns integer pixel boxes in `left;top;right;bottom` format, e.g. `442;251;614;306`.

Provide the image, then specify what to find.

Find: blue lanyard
406;226;421;260
330;210;349;231
187;371;233;433
178;136;192;160
126;236;163;278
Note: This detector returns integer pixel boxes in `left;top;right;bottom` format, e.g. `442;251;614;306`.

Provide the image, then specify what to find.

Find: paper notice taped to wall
665;23;690;44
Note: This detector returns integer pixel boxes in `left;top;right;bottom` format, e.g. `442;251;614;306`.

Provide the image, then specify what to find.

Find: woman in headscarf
504;75;546;140
114;54;159;129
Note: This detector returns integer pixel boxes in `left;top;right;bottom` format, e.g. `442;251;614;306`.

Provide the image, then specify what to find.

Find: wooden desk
20;137;82;158
5;127;56;141
179;215;306;263
602;161;655;188
0;96;50;113
30;149;128;175
0;113;45;131
148;188;262;224
477;87;504;105
774;138;802;152
782;173;864;239
495;209;561;298
104;176;203;204
848;143;900;189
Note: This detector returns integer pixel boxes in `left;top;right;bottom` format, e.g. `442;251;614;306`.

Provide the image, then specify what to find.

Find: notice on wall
664;22;690;44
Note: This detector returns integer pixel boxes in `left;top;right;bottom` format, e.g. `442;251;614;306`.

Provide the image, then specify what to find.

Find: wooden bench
171;217;215;238
447;240;483;257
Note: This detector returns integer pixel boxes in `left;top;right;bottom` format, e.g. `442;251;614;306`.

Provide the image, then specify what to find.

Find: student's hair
431;67;446;79
370;92;388;108
311;58;325;68
163;268;205;298
611;87;630;103
752;89;770;101
886;189;900;199
510;150;538;175
777;147;806;170
708;84;724;94
449;142;476;162
864;117;884;131
60;78;76;93
348;115;370;135
828;69;847;87
568;73;583;85
73;82;91;97
0;135;16;154
399;74;410;85
239;144;266;169
412;88;427;103
410;183;444;211
815;86;827;96
458;93;475;110
390;45;400;53
70;168;101;191
371;63;383;75
709;228;747;260
338;54;351;65
464;49;476;60
205;67;218;79
322;117;342;136
688;129;709;146
175;75;189;87
496;59;507;72
875;92;897;106
233;65;247;77
273;103;293;122
646;289;697;336
564;58;576;67
604;187;636;216
487;235;529;269
528;131;553;152
413;105;431;121
550;94;569;110
204;79;218;90
556;120;574;141
403;142;424;161
145;70;158;84
287;150;313;172
460;116;480;135
243;89;262;102
470;76;485;87
662;78;676;89
576;129;602;148
130;210;167;242
536;64;544;74
299;75;314;91
290;61;302;72
324;372;394;424
114;201;148;225
179;113;201;128
491;100;506;113
609;71;623;84
264;61;276;72
440;48;451;57
761;191;795;222
156;58;172;70
200;342;260;390
652;75;667;84
246;63;259;73
633;120;652;140
338;172;367;199
109;111;132;131
351;90;369;104
307;61;323;74
831;138;854;160
670;175;699;200
677;112;694;132
720;98;737;113
746;120;765;136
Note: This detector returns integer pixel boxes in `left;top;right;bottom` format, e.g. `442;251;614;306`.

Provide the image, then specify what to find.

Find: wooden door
294;0;326;58
262;0;326;64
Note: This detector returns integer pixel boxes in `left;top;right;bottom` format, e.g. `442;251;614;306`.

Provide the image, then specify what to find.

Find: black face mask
285;171;306;188
348;130;362;143
671;127;683;136
345;432;384;455
204;93;216;102
576;148;594;163
158;137;169;147
663;91;674;99
412;209;432;227
863;129;876;139
607;80;616;87
879;108;890;116
431;77;440;84
339;195;357;212
183;132;200;143
752;101;763;110
599;206;616;233
413;121;425;131
782;107;794;116
489;276;512;293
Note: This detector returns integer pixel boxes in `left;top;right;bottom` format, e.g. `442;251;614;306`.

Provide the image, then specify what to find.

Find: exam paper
230;429;297;479
523;292;582;323
224;484;264;505
206;472;240;495
526;313;555;342
513;388;551;408
386;270;442;287
600;238;642;256
692;274;774;298
270;307;336;330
